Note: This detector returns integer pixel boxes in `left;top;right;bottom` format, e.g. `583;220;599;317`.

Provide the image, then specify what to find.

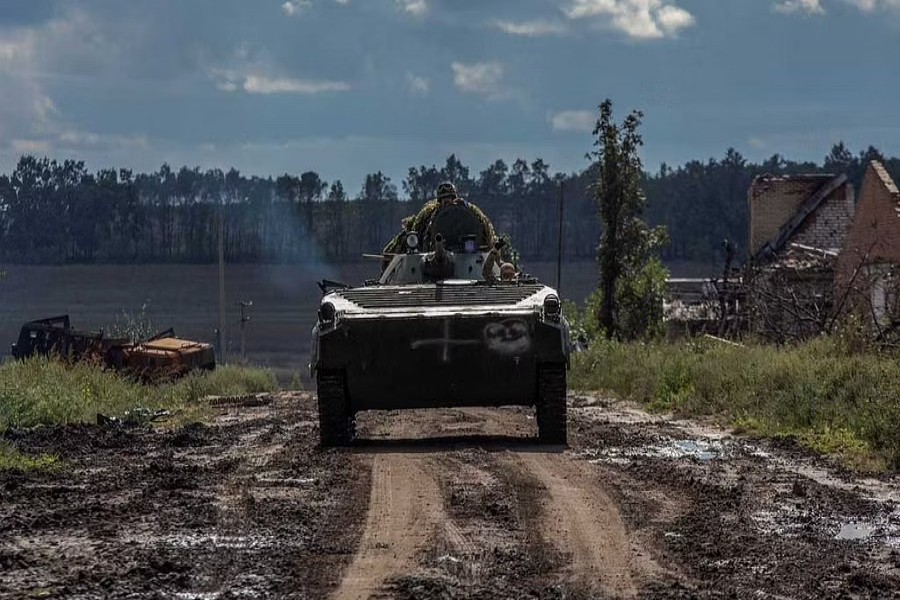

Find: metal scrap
11;315;215;380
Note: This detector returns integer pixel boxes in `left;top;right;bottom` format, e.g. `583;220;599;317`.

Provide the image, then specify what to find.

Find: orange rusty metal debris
11;316;216;381
122;337;216;378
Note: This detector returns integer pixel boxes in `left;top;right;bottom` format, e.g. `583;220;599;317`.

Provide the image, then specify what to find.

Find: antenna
556;181;565;294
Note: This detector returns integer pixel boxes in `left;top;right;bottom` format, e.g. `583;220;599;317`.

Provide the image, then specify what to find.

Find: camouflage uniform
382;185;496;260
418;198;495;249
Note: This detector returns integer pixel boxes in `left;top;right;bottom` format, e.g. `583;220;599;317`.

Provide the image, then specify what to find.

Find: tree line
0;145;897;266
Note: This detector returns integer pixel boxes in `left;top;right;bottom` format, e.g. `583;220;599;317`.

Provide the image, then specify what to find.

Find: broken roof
871;161;900;198
750;172;834;189
764;242;838;272
752;173;849;263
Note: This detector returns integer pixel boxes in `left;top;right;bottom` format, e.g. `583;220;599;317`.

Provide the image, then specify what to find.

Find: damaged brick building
835;161;900;335
747;172;855;340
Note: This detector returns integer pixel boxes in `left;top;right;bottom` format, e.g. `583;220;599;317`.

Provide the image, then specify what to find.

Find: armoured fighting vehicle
310;204;571;446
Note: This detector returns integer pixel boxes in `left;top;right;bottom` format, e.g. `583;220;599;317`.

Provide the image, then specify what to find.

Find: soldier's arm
482;247;501;283
411;200;439;234
467;202;496;246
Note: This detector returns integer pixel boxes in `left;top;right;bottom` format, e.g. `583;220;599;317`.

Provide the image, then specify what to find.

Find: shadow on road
349;435;566;454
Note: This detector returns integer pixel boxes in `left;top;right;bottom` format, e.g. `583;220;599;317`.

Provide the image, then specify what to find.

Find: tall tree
439;154;472;196
591;99;666;339
476;159;509;200
358;171;398;202
403;164;442;203
326;180;348;260
358;172;398;252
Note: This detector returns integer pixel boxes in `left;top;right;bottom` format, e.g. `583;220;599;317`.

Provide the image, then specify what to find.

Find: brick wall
836;162;900;300
748;175;849;255
791;185;854;253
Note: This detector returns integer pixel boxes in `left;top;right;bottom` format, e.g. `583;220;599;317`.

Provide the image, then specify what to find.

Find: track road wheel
316;369;354;447
536;363;568;445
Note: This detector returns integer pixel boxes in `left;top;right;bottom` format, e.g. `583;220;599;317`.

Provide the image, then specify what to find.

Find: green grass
0;440;58;473
570;337;900;472
0;358;279;432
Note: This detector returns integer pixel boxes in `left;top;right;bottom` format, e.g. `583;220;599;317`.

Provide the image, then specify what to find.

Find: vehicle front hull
315;312;567;411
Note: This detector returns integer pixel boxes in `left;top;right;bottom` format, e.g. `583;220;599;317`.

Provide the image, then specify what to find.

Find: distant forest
1;144;897;266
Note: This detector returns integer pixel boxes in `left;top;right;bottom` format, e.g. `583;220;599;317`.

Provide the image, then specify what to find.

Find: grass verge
0;357;279;432
570;337;900;472
0;440;58;473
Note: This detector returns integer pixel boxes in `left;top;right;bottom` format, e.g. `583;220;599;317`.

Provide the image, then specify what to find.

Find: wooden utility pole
237;300;252;364
217;207;226;365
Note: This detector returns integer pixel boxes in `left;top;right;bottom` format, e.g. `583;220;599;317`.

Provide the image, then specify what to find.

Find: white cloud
494;19;567;36
212;69;351;94
845;0;900;10
656;5;695;33
774;0;825;14
550;110;595;132
564;0;695;40
57;130;148;150
396;0;427;16
0;36;34;69
771;0;900;13
11;139;51;154
7;123;148;157
281;1;311;16
405;72;429;96
244;75;350;94
451;61;503;96
748;137;768;150
0;8;142;156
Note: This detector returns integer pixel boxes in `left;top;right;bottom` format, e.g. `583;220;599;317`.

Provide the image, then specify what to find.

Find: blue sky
0;0;898;190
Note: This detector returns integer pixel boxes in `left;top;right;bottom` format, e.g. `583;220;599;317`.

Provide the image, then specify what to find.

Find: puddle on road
174;573;269;599
835;522;876;540
127;532;299;551
164;533;286;550
582;438;729;465
667;440;719;461
753;507;900;547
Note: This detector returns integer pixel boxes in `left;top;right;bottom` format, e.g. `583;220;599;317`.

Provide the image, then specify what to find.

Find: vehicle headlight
543;294;561;321
319;301;336;324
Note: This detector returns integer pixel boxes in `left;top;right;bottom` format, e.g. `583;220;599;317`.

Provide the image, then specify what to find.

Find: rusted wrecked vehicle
311;203;571;446
11;315;215;379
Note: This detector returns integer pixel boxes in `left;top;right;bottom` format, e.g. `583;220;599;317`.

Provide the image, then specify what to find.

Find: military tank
310;203;571;446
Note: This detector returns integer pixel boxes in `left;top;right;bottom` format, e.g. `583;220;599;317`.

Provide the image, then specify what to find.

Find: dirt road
2;393;899;598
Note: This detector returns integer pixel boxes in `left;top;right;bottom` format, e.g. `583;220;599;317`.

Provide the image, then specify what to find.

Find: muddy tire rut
2;393;899;598
334;454;446;600
348;407;658;599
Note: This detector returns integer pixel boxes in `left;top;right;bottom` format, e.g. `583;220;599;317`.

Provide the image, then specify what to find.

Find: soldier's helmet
436;182;458;203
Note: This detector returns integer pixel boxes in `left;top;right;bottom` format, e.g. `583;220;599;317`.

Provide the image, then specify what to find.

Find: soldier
382;182;495;268
416;182;495;249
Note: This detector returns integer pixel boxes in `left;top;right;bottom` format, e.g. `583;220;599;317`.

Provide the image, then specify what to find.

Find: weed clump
0;358;278;431
571;337;900;471
0;440;58;473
